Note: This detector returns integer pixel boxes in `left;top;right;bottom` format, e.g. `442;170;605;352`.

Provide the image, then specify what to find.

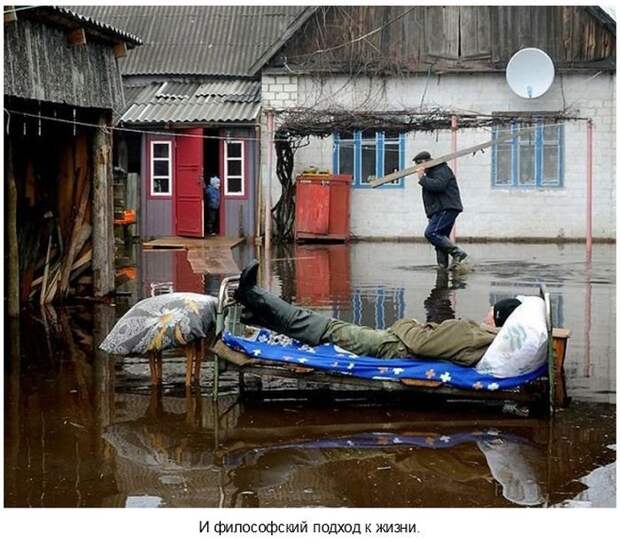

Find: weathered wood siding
277;6;615;73
4;17;124;110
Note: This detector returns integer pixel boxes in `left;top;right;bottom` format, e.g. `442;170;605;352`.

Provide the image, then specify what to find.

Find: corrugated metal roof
18;5;142;46
67;5;308;76
121;79;261;124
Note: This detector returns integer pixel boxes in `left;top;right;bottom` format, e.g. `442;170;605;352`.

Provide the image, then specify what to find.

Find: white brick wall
261;72;615;240
261;74;298;109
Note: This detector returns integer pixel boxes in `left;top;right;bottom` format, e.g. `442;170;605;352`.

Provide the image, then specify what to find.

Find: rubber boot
435;247;449;270
235;259;260;304
242;286;331;346
447;245;468;270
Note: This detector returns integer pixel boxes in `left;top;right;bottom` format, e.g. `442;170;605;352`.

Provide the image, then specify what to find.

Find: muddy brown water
4;242;615;507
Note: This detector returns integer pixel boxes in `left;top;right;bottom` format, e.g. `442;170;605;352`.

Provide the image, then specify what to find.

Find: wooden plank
187;247;240;275
67;28;86;46
370;131;514;187
59;181;91;298
113;42;127;59
6;139;19;316
4;7;17;23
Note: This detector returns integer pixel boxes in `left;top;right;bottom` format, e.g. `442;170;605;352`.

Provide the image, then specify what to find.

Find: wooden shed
3;6;141;314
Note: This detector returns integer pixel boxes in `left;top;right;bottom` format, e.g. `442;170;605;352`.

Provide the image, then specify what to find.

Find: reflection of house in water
140;249;204;297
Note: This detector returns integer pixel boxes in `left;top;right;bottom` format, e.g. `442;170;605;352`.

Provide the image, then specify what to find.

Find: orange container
294;174;352;242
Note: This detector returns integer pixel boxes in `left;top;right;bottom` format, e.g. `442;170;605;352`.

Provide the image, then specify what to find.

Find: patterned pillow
99;293;217;355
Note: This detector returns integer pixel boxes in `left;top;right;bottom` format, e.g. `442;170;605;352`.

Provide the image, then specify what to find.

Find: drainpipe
586;119;593;263
265;111;274;251
264;111;274;289
254;123;262;243
450;114;458;243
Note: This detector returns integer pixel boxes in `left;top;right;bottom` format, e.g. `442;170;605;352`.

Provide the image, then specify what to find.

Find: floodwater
4;241;616;507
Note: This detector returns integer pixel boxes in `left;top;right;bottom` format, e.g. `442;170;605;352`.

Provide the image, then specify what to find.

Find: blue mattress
222;329;548;391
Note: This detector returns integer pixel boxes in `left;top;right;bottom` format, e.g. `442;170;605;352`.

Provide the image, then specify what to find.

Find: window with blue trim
492;120;564;188
349;287;406;327
333;130;406;188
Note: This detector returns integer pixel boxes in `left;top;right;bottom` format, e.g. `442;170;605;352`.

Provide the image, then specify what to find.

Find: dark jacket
388;318;497;366
418;162;463;218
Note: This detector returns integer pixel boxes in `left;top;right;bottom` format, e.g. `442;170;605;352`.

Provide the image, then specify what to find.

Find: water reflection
5;241;615;507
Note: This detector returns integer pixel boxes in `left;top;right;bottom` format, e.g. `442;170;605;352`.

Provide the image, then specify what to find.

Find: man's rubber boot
242;286;330;346
235;260;260;304
240;307;267;328
447;246;468;270
435;248;449;270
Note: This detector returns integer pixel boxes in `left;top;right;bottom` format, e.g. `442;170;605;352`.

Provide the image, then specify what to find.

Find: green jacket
388;318;498;366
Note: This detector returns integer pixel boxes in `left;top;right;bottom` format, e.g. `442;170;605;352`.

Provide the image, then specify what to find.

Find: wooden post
6;139;20;316
92;115;115;297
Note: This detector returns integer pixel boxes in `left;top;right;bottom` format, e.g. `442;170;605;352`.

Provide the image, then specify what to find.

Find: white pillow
475;295;549;378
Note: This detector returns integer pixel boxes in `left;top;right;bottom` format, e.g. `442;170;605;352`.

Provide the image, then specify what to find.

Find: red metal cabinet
295;174;352;242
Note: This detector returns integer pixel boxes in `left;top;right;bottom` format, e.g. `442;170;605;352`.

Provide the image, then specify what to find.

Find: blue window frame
333;130;406;188
350;287;405;327
492;120;564;188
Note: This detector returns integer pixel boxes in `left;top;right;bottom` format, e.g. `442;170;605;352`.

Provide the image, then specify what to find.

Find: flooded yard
4;241;616;507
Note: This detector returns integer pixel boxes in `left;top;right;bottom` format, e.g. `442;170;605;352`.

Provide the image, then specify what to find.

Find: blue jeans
425;210;460;250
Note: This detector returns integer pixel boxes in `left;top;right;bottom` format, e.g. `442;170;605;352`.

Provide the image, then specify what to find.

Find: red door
175;128;204;237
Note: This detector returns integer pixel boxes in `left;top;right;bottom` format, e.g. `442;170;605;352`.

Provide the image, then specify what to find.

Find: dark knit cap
413;151;431;163
493;298;522;327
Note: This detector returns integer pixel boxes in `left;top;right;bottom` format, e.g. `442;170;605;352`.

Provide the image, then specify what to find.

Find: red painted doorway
175;128;204;237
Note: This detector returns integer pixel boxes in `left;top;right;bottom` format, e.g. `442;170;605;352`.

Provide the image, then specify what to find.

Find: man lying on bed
234;261;521;367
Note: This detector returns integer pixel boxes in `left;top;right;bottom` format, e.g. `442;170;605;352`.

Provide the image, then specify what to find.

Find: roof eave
585;6;616;37
248;6;319;76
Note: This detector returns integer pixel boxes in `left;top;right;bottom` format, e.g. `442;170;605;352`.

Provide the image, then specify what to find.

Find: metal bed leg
213;275;240;401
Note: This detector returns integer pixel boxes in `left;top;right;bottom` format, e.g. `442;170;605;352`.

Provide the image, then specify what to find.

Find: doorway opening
203;128;221;236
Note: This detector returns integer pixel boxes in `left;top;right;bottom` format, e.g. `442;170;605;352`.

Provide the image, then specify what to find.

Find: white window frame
150;140;172;196
224;140;245;197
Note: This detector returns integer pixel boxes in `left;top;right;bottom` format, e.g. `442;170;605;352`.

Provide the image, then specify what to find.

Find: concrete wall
261;72;616;240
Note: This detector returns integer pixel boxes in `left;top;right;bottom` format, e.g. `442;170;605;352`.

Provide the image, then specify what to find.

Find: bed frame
208;279;570;415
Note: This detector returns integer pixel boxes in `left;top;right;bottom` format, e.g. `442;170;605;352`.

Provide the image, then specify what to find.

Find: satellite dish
506;48;555;99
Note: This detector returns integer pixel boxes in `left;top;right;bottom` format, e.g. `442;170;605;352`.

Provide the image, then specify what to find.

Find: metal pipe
265;111;274;257
254;123;262;243
586;119;593;262
450;114;458;243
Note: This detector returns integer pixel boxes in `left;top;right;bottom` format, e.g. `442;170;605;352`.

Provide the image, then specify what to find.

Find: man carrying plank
413;150;468;270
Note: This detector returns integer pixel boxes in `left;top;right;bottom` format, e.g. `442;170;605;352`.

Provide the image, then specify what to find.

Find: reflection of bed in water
102;392;547;507
227;430;545;507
